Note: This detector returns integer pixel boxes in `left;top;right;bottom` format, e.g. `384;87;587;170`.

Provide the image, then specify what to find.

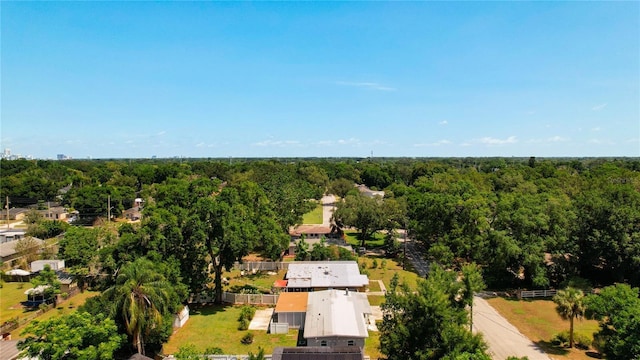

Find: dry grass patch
487;297;600;360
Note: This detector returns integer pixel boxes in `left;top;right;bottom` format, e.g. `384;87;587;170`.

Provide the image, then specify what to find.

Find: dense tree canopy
2;156;639;290
18;312;124;360
379;266;490;359
584;283;640;359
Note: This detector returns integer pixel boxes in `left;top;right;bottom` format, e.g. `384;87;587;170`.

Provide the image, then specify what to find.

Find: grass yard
224;269;287;293
163;304;297;356
344;231;386;249
301;203;323;225
359;256;420;291
0;281;99;338
366;331;383;360
1;282;33;324
487;297;600;360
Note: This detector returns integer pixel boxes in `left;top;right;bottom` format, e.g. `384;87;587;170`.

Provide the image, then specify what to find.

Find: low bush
551;331;569;347
241;332;254;345
238;306;256;322
238;318;249;331
574;332;592;350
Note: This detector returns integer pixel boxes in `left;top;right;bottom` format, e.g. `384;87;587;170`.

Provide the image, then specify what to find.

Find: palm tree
461;262;486;332
553;287;586;348
104;258;171;355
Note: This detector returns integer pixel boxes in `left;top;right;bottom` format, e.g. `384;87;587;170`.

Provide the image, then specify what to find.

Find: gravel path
473;296;552;360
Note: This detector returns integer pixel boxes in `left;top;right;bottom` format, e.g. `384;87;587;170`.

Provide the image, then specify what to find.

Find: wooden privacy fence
165;355;274;360
191;292;279;305
234;261;290;271
519;289;557;298
223;292;279;305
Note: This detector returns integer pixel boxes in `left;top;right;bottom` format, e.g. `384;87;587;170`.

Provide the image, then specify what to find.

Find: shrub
551;331;570;347
239;306;256;322
204;347;224;355
371;259;378;269
381;259;387;270
238;318;249;331
241;332;254;345
574;332;592;350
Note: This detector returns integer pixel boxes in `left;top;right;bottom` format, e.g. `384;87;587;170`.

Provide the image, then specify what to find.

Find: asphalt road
473;296;552;360
400;235;430;277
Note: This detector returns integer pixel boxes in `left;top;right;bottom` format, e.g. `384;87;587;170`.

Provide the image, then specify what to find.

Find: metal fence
270;322;289;334
519;289;558;298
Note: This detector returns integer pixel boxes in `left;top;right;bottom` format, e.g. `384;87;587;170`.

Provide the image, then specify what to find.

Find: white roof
304;289;371;339
25;285;50;295
286;261;368;289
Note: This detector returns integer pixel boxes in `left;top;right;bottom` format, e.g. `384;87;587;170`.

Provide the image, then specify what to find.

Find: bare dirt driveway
321;194;336;227
473;296;552;360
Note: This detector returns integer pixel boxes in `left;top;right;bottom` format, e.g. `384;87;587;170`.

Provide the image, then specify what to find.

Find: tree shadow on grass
188;303;231;316
534;340;570;356
586;351;604;359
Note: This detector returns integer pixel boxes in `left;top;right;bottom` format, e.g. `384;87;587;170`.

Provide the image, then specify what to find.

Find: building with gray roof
285;261;368;292
303;289;372;348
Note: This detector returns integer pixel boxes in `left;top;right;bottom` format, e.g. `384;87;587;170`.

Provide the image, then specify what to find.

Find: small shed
22;285;53;307
31;260;65;272
173;305;190;328
273;292;308;329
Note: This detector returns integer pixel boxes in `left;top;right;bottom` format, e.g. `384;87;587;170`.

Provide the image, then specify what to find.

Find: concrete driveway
473;296;551;360
248;308;274;331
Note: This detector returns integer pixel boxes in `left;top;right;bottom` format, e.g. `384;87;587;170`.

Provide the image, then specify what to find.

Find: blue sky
2;2;639;159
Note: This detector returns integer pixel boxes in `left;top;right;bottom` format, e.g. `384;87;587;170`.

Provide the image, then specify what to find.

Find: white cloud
414;139;452;147
592;103;607;111
337;138;361;145
526;136;570;144
335;81;397;91
438;120;448;125
591;127;601;132
156;130;167;136
626;138;639;143
478;136;518;145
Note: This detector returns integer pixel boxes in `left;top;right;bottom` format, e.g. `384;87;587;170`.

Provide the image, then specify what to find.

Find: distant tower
3;148;10;157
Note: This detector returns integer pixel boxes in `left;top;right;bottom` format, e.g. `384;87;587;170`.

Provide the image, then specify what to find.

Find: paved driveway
473;296;551;360
249;308;274;331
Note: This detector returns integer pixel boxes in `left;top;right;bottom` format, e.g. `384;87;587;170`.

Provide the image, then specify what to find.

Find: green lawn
0;282;99;338
345;231;385;249
301;203;323;225
224;269;286;293
1;281;32;323
366;331;383;360
163;305;297;356
359;257;420;291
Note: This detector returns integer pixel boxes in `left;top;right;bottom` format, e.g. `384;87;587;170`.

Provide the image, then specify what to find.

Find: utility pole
5;196;9;229
107;195;111;223
403;219;407;270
